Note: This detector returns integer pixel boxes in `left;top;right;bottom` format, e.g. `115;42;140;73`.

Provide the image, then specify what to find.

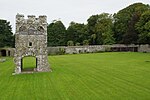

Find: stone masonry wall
138;44;150;52
1;44;149;57
47;44;150;55
14;14;50;74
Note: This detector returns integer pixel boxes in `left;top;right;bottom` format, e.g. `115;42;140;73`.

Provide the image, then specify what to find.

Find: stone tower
14;14;50;74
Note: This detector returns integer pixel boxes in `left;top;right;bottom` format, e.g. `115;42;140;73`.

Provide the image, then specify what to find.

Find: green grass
22;56;36;70
0;52;150;100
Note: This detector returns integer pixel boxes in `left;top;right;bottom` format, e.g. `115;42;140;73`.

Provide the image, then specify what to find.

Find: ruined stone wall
1;44;150;57
47;44;150;55
65;45;105;54
138;44;150;52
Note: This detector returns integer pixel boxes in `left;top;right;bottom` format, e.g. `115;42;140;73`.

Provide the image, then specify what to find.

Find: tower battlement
15;14;47;35
16;14;47;23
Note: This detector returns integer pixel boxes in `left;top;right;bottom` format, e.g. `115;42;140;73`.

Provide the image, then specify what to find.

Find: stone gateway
14;14;51;74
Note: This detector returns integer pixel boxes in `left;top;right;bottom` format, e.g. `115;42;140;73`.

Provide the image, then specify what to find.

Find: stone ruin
14;14;51;74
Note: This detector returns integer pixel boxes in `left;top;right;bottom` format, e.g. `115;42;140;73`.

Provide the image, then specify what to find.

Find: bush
67;41;74;46
83;40;89;45
75;42;80;46
58;48;65;55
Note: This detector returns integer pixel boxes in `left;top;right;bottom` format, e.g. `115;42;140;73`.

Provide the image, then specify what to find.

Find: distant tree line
47;3;150;46
0;3;150;48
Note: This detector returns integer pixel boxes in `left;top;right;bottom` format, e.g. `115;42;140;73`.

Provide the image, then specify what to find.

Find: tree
87;15;99;45
66;22;88;45
122;13;140;44
47;20;66;46
0;19;14;47
87;15;99;35
87;13;115;45
90;34;96;45
103;31;115;45
113;3;150;44
136;10;150;44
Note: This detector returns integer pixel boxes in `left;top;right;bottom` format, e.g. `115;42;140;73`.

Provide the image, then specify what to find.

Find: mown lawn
0;52;150;100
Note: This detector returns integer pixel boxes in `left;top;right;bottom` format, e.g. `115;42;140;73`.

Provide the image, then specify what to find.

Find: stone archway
0;50;6;56
21;56;37;72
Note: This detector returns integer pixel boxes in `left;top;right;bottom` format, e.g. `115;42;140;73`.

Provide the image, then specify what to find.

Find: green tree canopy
87;13;115;45
47;20;66;46
136;10;150;44
66;22;88;45
113;3;150;44
87;15;99;45
0;19;14;47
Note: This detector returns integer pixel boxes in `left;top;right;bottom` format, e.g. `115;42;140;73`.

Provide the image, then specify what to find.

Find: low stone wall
138;44;150;52
47;44;150;55
1;44;150;56
65;45;105;54
64;44;139;54
47;47;66;55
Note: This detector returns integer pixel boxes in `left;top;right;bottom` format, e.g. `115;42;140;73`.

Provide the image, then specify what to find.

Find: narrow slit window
29;42;32;47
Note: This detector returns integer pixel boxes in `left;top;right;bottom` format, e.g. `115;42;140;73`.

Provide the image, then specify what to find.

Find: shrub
83;40;89;45
58;48;65;55
67;41;74;46
75;42;80;46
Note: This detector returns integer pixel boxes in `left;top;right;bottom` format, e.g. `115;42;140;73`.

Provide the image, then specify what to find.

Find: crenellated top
16;14;47;35
16;14;47;23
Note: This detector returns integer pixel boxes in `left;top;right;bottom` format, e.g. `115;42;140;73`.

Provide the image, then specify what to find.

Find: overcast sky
0;0;150;32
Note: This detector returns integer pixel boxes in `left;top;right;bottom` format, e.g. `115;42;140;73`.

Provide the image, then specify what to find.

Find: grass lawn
22;56;37;71
0;52;150;100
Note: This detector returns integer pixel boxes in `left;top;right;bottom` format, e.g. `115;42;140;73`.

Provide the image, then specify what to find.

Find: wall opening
0;50;6;56
8;51;10;56
21;56;37;72
37;26;44;34
29;42;32;47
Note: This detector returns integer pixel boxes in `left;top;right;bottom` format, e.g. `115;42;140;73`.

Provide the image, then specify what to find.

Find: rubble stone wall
47;44;150;55
14;14;50;74
1;44;150;58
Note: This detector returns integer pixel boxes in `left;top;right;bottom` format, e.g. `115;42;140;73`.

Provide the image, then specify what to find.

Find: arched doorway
21;56;37;72
1;50;6;56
